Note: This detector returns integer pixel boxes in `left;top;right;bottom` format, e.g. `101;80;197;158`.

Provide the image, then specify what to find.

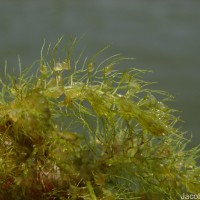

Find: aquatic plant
0;38;200;199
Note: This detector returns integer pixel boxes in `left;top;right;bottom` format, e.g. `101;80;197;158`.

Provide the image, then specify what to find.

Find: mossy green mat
0;38;200;199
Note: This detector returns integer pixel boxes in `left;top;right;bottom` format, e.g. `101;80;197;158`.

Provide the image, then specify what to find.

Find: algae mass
0;38;200;199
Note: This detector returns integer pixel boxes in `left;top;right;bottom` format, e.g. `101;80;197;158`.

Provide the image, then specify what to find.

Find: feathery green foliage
0;38;200;199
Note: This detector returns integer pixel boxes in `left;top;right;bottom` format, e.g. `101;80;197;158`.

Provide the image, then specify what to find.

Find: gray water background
0;0;200;148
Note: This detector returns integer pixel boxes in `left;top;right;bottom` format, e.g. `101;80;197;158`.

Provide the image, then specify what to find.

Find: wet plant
0;38;200;199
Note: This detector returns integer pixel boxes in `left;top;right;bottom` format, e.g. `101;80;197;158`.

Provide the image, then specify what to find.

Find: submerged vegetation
0;38;200;199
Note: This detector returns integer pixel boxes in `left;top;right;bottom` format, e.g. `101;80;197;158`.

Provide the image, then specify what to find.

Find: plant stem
86;181;97;200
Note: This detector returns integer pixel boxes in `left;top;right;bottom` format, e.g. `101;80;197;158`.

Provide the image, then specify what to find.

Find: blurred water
0;0;200;147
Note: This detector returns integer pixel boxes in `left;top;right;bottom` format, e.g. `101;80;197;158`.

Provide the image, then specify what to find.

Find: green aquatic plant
0;38;200;199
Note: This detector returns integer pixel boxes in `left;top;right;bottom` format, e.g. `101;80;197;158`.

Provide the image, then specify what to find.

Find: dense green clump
0;38;200;199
